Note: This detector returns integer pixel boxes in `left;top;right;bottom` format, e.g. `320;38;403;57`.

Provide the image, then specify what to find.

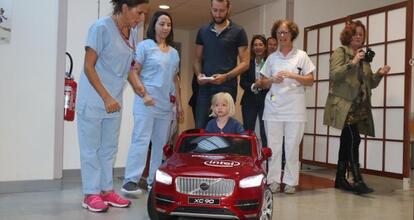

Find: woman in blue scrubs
121;11;183;195
76;0;148;212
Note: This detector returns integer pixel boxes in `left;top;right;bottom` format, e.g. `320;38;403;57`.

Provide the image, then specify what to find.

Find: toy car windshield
178;135;252;156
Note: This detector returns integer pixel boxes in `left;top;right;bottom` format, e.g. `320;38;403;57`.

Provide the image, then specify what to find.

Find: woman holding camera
323;20;390;195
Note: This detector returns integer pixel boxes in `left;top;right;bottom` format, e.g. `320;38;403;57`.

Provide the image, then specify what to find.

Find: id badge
270;94;277;102
170;95;176;104
130;60;136;71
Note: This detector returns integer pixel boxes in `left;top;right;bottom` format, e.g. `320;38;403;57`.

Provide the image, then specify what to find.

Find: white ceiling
147;0;277;30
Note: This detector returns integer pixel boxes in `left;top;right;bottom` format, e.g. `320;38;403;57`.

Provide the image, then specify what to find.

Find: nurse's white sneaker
284;185;296;194
269;183;280;194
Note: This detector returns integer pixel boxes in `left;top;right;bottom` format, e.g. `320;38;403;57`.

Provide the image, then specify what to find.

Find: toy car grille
175;177;235;196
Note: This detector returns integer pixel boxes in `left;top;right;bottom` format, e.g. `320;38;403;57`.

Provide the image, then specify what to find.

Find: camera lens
364;48;375;63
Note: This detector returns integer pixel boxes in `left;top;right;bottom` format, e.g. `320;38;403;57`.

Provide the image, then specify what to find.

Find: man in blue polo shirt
193;0;249;129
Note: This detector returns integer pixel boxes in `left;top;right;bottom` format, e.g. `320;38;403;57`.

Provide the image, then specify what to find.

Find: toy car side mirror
262;147;272;159
163;144;173;158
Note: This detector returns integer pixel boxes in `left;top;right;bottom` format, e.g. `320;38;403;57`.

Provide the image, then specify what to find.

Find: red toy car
147;129;273;220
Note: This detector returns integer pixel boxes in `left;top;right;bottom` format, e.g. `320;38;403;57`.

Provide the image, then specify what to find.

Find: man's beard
212;13;228;25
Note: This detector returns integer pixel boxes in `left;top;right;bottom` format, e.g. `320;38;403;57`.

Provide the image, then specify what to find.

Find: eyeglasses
277;31;290;36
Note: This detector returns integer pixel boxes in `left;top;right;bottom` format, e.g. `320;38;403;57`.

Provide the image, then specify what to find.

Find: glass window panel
302;135;314;160
369;44;385;75
388;8;406;41
386;109;404;140
371;109;384;138
319;27;331;53
368;13;385;44
371;79;384;107
307;30;318;54
315;137;327;162
318;54;330;80
305;109;315;133
316;109;327;135
386;75;405;106
387;42;405;73
332;23;344;50
384;142;403;174
328;137;340;164
317;82;329;107
366;140;383;171
305;83;316;107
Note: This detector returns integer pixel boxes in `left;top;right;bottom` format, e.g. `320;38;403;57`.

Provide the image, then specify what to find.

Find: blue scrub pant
77;114;121;195
123;114;171;186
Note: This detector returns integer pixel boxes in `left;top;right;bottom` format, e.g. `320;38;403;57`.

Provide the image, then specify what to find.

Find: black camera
363;48;375;63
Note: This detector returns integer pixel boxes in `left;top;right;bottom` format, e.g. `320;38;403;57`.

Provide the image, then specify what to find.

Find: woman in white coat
256;19;315;194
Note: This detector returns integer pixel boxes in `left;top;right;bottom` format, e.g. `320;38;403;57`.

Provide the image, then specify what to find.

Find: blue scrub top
76;16;137;118
133;39;180;120
205;117;245;134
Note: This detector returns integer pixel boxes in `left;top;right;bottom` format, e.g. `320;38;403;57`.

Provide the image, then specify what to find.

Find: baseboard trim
0;168;126;194
62;168;125;181
0;179;62;194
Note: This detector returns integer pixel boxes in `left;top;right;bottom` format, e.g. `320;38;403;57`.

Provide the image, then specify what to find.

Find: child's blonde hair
209;92;236;117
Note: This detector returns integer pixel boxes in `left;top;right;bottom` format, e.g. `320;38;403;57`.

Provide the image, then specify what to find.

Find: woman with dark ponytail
76;0;149;212
240;34;269;147
121;10;184;196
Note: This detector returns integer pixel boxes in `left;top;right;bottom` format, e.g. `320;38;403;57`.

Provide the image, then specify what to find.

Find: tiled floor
0;169;412;220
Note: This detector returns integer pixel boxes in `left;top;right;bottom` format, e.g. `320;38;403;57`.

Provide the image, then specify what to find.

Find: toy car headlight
239;174;264;188
155;170;172;185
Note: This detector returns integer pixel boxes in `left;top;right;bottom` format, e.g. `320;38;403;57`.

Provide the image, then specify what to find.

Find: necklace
113;15;135;52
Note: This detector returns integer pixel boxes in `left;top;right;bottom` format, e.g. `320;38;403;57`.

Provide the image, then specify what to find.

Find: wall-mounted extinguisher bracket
64;52;77;121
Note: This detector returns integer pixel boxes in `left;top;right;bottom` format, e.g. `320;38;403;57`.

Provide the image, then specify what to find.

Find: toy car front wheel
147;189;177;220
259;187;273;220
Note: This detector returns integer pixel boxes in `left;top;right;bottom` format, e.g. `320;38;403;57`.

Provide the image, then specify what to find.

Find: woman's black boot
350;163;374;195
335;161;353;191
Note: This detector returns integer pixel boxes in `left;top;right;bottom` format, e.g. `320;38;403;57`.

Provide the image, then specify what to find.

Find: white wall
232;6;263;41
0;0;67;181
263;0;287;36
63;0;98;170
174;29;194;133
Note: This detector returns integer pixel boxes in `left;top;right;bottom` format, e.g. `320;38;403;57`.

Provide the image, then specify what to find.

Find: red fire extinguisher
64;52;77;121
